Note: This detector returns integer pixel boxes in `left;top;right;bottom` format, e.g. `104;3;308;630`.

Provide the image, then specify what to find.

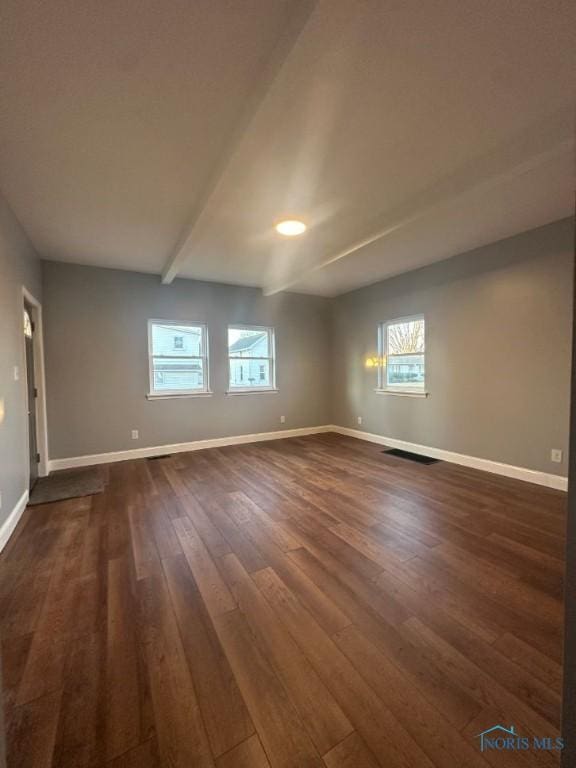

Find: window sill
226;388;279;395
147;391;213;400
375;388;429;398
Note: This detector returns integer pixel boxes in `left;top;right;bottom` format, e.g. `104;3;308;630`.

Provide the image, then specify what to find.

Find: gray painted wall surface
42;219;573;476
42;263;331;459
332;218;574;476
561;220;576;766
0;193;41;524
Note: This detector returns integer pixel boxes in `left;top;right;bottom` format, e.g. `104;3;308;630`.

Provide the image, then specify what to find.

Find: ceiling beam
262;137;573;296
161;0;318;285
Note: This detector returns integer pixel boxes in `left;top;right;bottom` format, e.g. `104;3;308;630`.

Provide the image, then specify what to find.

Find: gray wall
42;262;331;459
561;215;576;765
332;218;574;476
0;193;41;522
42;218;574;474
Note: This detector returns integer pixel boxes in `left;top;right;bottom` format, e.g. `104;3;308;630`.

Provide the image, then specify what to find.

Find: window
378;316;426;393
228;326;276;392
148;321;209;396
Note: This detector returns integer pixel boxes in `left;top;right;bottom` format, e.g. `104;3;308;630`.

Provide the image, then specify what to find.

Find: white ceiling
0;0;574;297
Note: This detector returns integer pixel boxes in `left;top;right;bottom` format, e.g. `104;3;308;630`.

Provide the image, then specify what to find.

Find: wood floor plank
1;632;33;729
179;493;232;559
105;555;142;761
322;732;380;768
330;521;416;566
231;514;351;635
194;492;269;573
493;632;563;692
162;554;255;758
7;689;62;768
288;547;482;730
400;616;561;736
372;567;562;728
17;521;85;705
213;608;324;768
137;563;215;767
216;734;271;768
253;566;436;768
106;739;160;768
144;614;215;767
51;632;104;768
144;497;183;559
219;553;353;755
229;491;303;552
172;516;236;619
128;504;160;581
332;624;490;768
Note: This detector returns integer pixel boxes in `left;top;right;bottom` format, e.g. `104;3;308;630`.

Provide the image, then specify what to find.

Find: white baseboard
47;423;568;492
47;425;332;472
0;489;29;553
329;425;568;492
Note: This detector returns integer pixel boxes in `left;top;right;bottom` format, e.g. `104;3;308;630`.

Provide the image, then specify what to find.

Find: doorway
21;288;48;487
23;301;38;489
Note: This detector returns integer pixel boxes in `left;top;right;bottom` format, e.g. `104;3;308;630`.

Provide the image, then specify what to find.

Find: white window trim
147;319;211;398
227;325;277;394
375;314;427;395
226;388;279;396
374;388;429;398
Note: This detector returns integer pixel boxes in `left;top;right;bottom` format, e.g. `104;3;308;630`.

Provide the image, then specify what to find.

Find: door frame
21;287;49;479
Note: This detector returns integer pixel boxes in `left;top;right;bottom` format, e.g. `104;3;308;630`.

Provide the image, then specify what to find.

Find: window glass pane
385;318;425;387
386;319;424;355
387;354;425;385
229;359;271;389
152;323;203;357
228;328;269;358
152;358;204;391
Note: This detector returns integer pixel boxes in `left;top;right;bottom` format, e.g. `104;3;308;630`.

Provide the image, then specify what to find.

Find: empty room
0;1;575;766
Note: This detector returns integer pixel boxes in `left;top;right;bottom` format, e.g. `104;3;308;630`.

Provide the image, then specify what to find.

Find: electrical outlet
551;448;562;464
131;429;139;440
280;415;286;424
357;416;363;426
13;366;19;381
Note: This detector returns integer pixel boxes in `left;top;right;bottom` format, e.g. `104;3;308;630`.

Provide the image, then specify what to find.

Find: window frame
147;319;211;398
376;314;428;397
227;325;277;394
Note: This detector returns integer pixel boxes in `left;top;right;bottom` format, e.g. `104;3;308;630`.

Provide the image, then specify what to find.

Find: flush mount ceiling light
275;219;307;236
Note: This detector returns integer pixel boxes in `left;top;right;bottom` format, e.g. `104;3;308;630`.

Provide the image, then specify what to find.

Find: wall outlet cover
131;430;139;440
551;449;563;463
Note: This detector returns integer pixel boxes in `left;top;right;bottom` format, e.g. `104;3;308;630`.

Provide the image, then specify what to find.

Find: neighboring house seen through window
148;321;209;395
228;326;276;392
378;316;425;393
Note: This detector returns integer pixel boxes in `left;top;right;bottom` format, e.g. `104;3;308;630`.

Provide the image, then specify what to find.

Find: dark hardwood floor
0;433;566;767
